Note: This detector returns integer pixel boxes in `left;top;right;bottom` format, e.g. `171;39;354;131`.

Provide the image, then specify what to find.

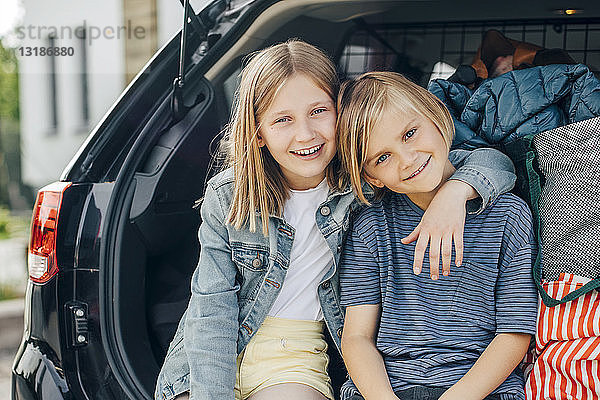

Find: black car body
12;0;600;398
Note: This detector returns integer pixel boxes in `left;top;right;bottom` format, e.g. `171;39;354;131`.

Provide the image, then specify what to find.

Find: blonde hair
222;39;339;235
336;71;454;204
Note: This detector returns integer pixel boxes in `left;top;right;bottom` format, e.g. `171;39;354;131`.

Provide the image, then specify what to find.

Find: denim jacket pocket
231;243;269;300
449;260;497;330
232;242;269;271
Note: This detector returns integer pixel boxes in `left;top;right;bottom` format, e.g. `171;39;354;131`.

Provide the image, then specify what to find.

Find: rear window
338;19;600;87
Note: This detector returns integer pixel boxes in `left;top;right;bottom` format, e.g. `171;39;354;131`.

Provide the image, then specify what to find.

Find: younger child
336;71;539;400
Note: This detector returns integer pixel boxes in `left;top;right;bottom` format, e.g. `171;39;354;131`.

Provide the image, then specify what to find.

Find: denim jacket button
321;281;330;289
252;258;262;268
337;328;343;338
320;206;331;216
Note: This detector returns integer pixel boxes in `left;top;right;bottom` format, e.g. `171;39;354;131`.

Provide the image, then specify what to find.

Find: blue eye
275;116;290;124
376;154;389;165
404;128;416;141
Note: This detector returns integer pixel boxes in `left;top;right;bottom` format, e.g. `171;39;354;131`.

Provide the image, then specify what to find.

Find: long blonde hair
222;39;339;235
336;71;454;204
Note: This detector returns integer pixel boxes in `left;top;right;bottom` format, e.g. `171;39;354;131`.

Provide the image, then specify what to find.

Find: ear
363;172;384;188
257;134;265;147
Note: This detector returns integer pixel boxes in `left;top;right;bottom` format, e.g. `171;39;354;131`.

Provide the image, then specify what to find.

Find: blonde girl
155;41;517;400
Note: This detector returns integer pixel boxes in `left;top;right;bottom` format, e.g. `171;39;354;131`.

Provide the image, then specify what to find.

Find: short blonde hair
336;71;454;204
222;39;339;235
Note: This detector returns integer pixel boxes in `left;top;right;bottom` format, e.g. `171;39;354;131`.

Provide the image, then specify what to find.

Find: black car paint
12;183;123;399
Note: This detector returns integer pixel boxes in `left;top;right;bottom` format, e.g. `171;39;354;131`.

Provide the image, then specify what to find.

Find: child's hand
401;180;471;279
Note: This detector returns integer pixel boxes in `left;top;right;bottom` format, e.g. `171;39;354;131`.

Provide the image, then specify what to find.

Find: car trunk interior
108;0;600;397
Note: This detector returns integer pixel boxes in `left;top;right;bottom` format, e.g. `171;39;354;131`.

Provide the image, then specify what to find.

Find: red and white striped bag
525;273;600;400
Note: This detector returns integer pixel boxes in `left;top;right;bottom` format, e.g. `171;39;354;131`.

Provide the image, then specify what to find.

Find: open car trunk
100;1;600;398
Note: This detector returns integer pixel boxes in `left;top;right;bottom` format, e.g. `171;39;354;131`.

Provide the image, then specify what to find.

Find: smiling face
257;73;337;190
363;111;455;208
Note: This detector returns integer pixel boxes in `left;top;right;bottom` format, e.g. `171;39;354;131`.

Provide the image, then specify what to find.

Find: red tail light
28;182;71;284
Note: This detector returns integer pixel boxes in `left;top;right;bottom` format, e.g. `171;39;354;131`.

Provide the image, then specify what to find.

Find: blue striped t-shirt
339;192;538;400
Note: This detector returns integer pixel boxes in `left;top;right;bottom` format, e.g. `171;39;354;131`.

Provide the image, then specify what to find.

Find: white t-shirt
268;178;333;321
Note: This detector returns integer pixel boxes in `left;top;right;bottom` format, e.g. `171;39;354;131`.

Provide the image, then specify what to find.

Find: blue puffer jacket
429;64;600;149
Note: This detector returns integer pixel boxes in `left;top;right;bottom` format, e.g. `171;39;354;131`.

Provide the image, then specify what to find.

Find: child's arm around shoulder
402;147;516;280
447;147;516;214
342;304;399;400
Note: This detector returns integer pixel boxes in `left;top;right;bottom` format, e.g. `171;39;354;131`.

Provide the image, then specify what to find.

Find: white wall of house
158;0;182;47
19;0;180;190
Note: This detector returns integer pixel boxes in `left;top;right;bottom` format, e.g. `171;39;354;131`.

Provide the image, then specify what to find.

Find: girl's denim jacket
155;148;516;400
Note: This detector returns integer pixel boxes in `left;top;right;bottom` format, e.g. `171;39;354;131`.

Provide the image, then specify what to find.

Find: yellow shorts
234;316;333;400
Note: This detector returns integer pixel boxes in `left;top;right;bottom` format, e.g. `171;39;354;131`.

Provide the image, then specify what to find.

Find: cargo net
534;117;600;281
338;19;600;87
